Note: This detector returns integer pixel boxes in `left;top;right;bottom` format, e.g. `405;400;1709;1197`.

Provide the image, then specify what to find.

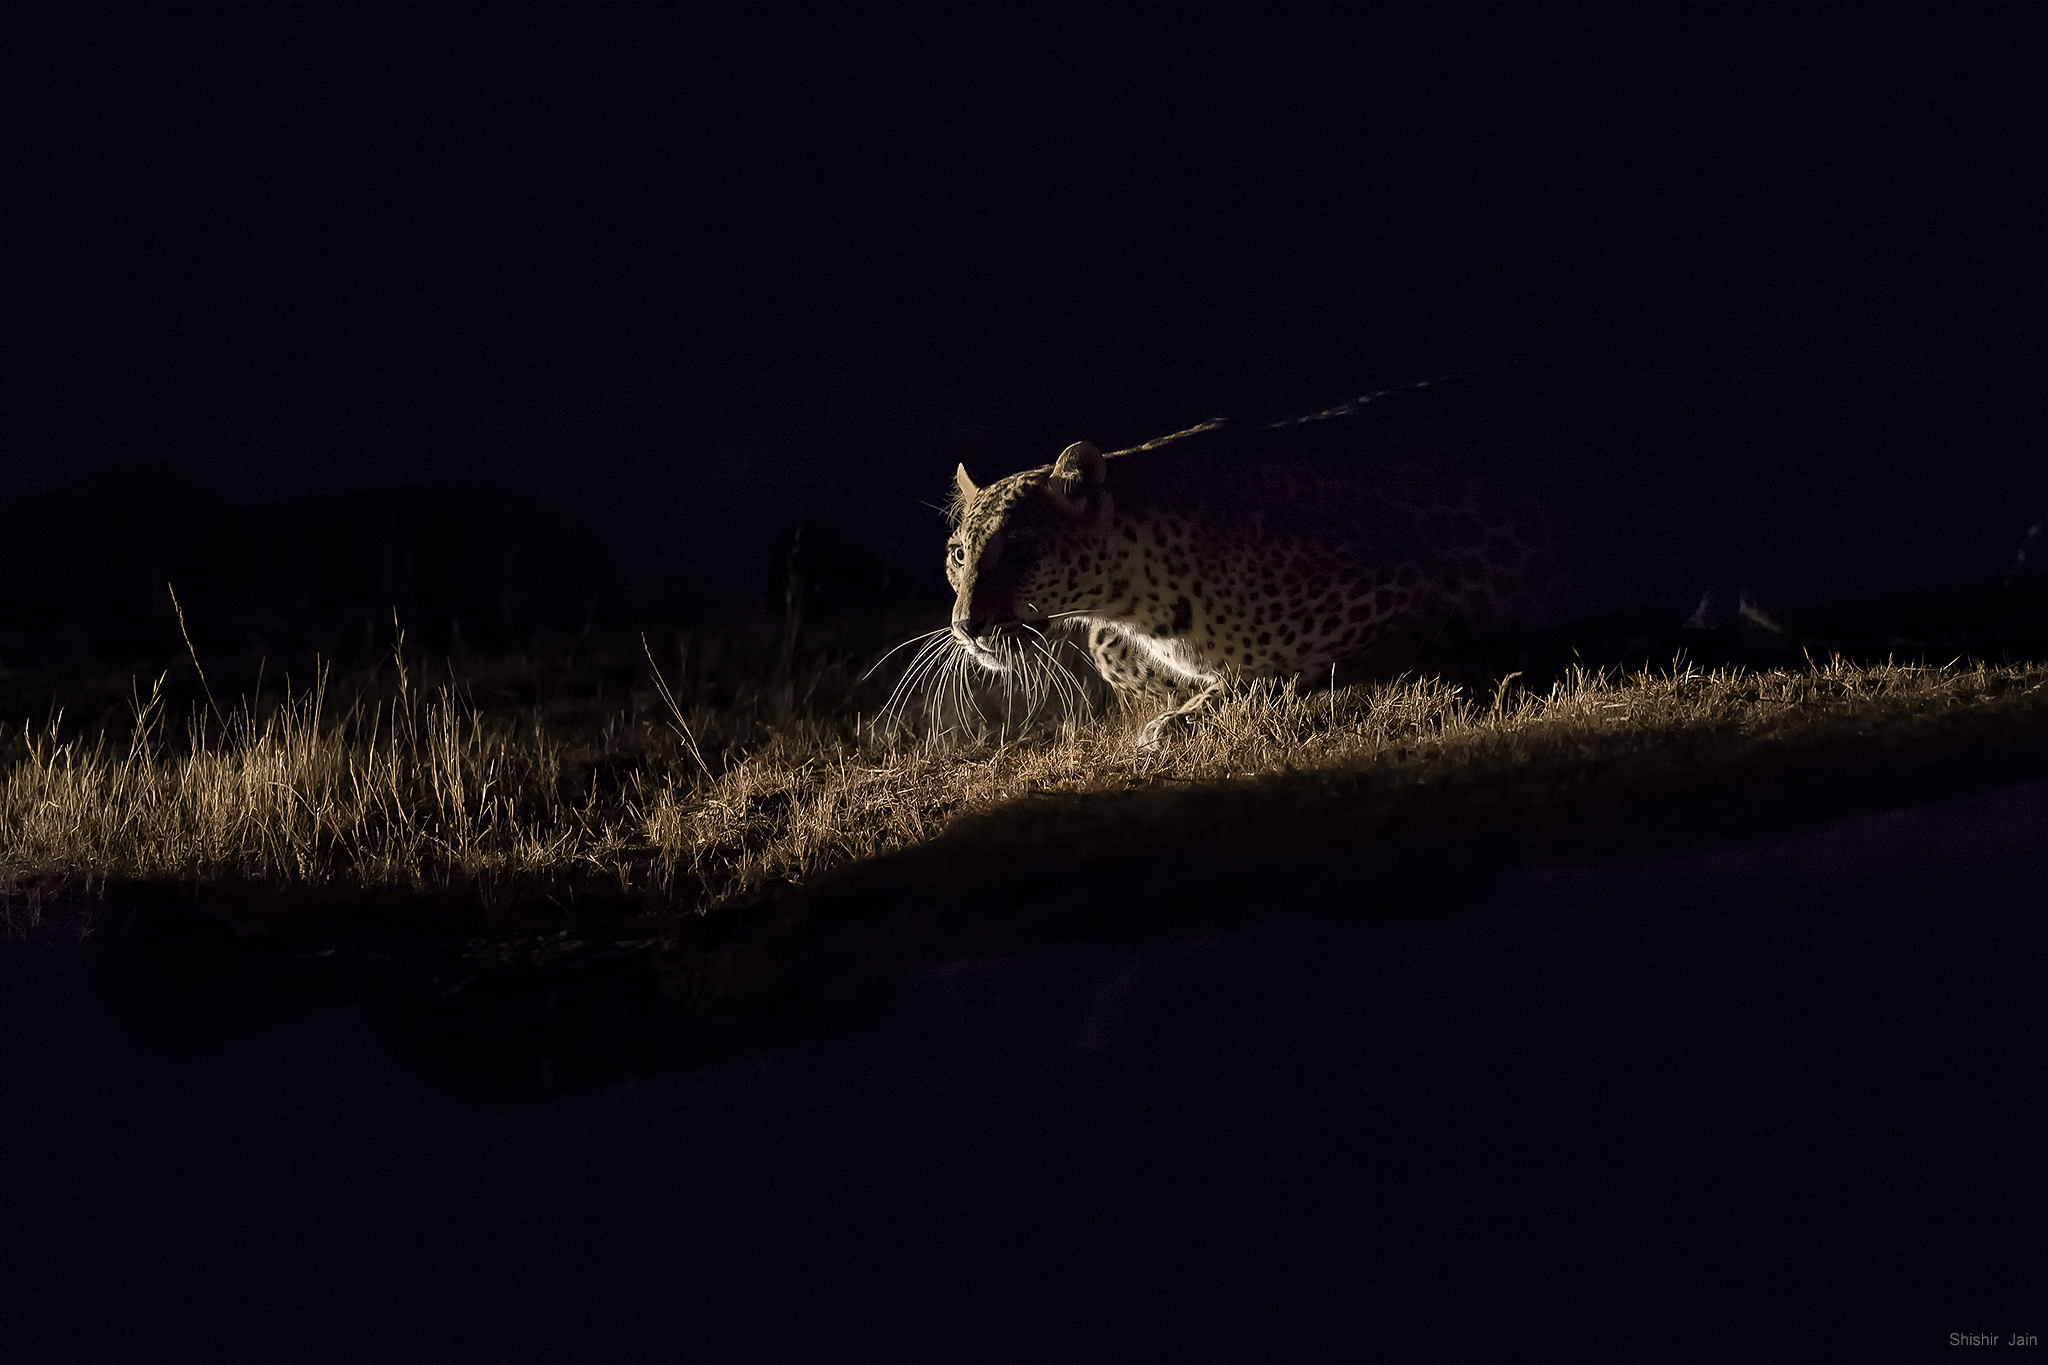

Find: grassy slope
620;656;2048;1088
701;657;2048;974
7;636;2046;1095
5;648;2044;919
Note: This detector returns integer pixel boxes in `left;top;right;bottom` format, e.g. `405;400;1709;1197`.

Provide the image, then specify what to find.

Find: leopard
940;373;1573;752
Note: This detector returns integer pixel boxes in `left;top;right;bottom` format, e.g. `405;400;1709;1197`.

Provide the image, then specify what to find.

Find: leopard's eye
947;544;967;567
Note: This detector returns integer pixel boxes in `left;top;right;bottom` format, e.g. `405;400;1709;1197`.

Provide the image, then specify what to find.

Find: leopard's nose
952;616;996;651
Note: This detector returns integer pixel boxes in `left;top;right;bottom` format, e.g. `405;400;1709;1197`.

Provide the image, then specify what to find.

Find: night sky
9;6;2047;612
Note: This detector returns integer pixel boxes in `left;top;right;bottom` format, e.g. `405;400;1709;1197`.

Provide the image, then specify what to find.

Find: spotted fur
942;377;1570;750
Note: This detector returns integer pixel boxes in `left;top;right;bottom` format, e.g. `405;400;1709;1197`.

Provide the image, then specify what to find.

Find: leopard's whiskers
862;626;951;683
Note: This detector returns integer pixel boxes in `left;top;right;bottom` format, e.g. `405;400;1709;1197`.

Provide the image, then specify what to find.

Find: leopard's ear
954;463;979;502
1047;442;1104;504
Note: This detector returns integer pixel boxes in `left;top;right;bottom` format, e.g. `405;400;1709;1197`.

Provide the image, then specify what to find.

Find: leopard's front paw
1135;709;1191;755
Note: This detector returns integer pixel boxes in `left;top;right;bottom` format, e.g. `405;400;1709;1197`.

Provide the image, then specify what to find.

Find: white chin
961;645;1009;674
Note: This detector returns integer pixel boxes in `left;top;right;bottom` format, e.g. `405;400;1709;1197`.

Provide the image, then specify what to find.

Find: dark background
7;5;2047;628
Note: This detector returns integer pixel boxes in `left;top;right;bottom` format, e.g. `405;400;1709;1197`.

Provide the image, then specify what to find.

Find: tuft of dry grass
5;643;2047;928
3;667;591;897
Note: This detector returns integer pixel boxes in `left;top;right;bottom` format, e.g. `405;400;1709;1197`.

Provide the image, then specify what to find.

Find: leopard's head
945;441;1114;672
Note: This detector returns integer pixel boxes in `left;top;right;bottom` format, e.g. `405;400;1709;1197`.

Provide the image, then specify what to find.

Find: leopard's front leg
1086;623;1236;752
1086;623;1196;711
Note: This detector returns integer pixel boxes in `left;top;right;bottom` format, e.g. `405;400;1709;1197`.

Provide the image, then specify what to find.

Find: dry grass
4;668;589;897
6;637;2045;935
656;655;2048;900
